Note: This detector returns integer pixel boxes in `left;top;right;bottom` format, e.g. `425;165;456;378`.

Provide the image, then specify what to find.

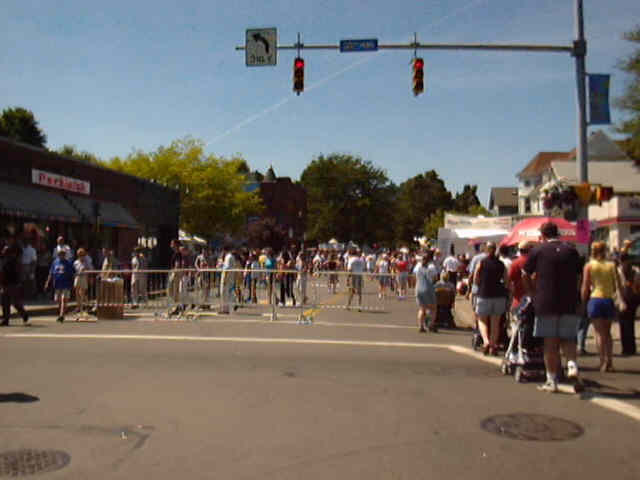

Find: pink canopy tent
500;217;579;247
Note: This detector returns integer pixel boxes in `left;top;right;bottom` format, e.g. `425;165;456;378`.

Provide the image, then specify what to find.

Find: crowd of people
466;223;640;393
2;228;639;393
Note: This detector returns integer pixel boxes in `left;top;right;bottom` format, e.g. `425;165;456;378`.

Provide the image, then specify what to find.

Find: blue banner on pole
588;74;611;125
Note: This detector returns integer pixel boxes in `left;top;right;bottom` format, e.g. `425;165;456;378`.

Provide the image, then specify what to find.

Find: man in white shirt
442;248;461;286
53;236;73;261
347;249;366;311
21;239;37;297
220;247;237;314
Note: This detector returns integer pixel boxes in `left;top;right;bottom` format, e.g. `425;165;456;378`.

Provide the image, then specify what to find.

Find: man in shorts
523;222;581;393
45;249;75;323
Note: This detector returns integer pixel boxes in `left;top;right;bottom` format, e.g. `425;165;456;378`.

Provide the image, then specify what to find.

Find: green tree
56;144;103;165
615;26;640;161
424;209;446;241
108;137;262;238
299;154;396;245
395;170;453;244
0;107;47;148
452;184;482;212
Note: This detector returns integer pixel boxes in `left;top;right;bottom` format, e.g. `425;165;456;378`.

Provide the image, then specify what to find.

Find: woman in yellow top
581;242;623;372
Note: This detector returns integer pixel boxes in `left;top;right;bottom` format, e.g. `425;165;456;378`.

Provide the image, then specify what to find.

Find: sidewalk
454;294;640;406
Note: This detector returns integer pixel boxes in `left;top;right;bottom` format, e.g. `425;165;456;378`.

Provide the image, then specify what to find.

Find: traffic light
293;57;304;95
412;57;424;96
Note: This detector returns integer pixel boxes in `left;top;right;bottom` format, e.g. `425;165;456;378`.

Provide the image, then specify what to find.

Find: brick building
247;166;307;244
0;137;179;267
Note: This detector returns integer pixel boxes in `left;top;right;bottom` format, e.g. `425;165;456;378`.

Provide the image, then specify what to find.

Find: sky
2;0;639;207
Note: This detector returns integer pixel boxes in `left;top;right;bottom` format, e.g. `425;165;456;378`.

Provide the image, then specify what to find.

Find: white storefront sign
444;213;513;231
32;169;90;195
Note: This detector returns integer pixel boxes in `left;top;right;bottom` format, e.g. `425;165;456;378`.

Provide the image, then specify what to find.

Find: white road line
5;332;640;423
2;333;449;349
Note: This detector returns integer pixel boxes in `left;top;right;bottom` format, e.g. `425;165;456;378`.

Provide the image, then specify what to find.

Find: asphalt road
2;286;640;479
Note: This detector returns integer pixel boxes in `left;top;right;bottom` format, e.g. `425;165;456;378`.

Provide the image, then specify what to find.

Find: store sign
32;169;90;195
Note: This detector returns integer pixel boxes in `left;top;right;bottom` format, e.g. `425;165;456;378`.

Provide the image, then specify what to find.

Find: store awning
0;182;81;222
65;194;140;229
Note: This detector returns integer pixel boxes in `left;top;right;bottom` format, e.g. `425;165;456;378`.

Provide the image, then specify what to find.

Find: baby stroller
500;296;545;383
434;284;456;329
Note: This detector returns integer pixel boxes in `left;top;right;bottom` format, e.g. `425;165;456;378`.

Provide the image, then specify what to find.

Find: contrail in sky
205;0;491;147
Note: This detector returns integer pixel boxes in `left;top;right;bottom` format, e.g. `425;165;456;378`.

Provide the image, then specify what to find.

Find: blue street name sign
339;39;378;52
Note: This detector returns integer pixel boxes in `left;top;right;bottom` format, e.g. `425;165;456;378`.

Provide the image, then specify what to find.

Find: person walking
53;236;73;261
618;253;640;356
20;238;37;299
73;248;91;314
220;247;237;314
473;242;508;355
414;254;437;333
45;249;75;323
346;249;365;311
131;247;148;308
167;240;184;316
443;247;461;286
581;241;622;372
523;222;582;393
1;245;29;326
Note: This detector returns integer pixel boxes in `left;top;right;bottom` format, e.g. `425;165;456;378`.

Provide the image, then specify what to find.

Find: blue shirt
50;258;75;290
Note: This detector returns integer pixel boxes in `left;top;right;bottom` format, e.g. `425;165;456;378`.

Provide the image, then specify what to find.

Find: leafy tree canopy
300;153;396;245
0;107;47;148
395;170;453;244
56;144;102;165
108;137;262;238
615;26;640;160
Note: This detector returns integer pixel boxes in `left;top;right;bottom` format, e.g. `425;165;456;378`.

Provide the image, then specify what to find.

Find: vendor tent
437;227;509;256
500;217;578;246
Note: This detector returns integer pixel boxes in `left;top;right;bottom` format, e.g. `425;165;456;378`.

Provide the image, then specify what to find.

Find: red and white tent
499;217;579;247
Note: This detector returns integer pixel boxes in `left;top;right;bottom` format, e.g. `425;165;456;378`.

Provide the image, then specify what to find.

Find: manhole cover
0;449;71;477
481;413;584;441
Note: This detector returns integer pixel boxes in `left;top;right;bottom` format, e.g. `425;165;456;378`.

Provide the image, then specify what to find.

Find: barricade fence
71;268;417;322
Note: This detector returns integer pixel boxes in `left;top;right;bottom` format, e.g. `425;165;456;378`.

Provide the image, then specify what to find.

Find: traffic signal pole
236;41;573;53
238;0;591;222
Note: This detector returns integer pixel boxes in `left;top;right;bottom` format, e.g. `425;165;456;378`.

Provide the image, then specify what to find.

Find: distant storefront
0;137;180;267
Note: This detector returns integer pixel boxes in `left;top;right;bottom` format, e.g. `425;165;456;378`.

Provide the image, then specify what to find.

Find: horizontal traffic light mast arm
236;42;574;53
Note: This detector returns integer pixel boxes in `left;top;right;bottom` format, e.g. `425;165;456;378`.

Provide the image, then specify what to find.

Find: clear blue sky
2;0;638;206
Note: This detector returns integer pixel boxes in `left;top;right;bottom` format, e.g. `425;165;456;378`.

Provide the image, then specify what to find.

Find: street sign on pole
246;28;277;66
339;39;378;52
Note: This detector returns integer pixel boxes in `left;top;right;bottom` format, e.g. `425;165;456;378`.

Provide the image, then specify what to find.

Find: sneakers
56;316;65;323
537;379;558;393
567;363;579;379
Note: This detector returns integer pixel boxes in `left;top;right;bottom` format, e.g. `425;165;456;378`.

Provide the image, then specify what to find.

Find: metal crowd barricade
74;268;398;323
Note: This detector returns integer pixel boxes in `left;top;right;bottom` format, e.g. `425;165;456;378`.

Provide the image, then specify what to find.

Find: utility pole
574;0;588;184
573;0;590;253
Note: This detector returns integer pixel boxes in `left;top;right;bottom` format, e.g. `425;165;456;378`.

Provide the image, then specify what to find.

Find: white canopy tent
437;227;509;256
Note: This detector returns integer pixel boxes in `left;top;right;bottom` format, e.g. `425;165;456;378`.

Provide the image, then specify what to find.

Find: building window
525;198;531;213
523;180;530;188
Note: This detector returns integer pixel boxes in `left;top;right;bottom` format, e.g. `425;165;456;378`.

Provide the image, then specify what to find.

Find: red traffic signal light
412;57;424;96
293;57;305;95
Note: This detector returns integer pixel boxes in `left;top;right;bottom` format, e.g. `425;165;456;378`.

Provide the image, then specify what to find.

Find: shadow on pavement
0;393;40;403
